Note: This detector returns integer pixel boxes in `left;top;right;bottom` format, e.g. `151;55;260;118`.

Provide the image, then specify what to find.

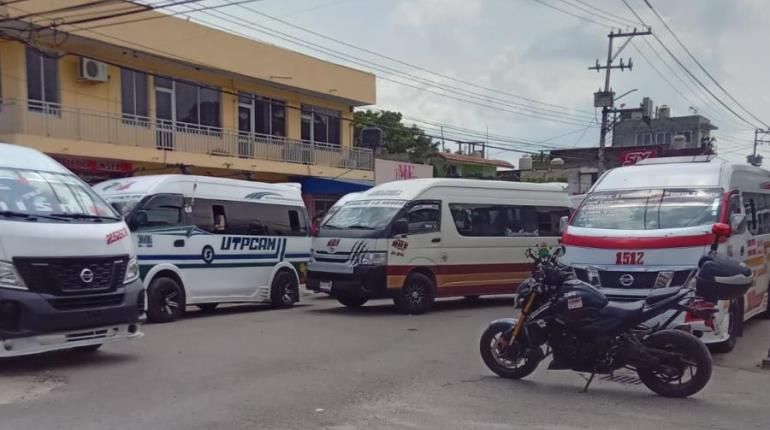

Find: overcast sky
186;0;770;167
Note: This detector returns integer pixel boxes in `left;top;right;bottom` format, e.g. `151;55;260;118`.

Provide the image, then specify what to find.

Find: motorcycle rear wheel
637;329;712;398
480;324;541;379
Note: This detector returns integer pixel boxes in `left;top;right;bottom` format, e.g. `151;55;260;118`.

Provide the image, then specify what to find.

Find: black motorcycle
480;223;752;398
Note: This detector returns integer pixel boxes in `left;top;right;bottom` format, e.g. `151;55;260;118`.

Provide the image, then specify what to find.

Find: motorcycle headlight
124;257;140;284
360;252;387;266
0;260;27;290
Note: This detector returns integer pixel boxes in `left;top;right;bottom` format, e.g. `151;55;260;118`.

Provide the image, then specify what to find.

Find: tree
353;110;438;163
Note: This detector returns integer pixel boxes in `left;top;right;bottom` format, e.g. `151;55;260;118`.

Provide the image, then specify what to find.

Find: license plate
319;281;332;293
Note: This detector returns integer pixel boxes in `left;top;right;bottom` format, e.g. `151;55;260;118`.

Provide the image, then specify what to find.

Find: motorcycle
480;223;752;398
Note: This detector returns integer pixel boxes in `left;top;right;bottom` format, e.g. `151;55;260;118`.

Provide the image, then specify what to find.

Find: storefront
53;156;133;185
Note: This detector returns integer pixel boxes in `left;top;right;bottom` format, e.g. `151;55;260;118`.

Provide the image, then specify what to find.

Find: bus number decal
616;251;644;265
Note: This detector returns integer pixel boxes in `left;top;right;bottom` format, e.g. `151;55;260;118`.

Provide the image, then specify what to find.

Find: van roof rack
635;155;717;165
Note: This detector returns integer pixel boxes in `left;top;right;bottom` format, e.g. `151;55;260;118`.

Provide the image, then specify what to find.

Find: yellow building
0;0;376;203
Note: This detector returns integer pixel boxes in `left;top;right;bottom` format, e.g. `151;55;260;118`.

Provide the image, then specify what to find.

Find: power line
569;0;641;27
179;4;597;126
33;0;204;30
621;0;761;130
552;0;636;28
530;0;614;27
642;0;768;128
221;1;595;117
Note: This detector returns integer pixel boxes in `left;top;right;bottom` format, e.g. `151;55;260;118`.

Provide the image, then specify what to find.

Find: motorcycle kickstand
580;372;596;393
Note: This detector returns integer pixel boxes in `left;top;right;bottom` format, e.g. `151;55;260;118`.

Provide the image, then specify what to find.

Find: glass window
156;78;221;129
743;193;770;235
238;93;286;137
301;105;340;145
121;68;148;122
572;188;723;230
25;47;60;111
130;194;183;231
0;168;117;222
450;204;568;237
175;81;199;125
191;199;307;236
323;200;406;231
199;87;220;127
406;202;440;234
271;99;286;137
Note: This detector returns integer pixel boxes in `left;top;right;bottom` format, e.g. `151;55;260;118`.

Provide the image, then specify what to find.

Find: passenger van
307;178;571;314
94;175;310;323
0;143;144;357
563;156;770;351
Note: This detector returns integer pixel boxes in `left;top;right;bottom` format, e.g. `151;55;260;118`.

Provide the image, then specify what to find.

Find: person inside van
214;214;226;232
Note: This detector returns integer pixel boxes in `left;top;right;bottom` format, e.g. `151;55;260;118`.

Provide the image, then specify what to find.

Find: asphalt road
1;295;769;430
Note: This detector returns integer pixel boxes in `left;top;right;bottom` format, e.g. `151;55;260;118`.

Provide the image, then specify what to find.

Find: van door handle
174;239;185;248
431;237;441;243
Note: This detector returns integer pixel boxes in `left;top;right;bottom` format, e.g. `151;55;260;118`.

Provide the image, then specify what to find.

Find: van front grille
48;293;125;310
13;255;128;295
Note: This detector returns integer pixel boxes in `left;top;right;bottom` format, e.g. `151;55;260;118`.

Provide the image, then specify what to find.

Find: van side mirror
128;210;148;231
711;222;732;251
559;216;569;234
392;218;408;236
729;212;746;233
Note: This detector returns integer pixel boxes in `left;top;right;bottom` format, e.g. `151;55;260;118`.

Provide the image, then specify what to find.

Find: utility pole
589;28;651;174
749;129;770;167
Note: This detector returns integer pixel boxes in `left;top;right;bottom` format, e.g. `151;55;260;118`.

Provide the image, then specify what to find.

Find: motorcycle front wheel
480;324;541;379
637;329;712;398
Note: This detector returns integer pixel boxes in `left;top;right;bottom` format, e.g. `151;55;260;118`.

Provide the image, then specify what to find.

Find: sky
179;0;770;167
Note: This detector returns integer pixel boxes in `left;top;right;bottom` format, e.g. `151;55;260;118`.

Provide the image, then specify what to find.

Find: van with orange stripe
562;155;770;352
307;178;571;314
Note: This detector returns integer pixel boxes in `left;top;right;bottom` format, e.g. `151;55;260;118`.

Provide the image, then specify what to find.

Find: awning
295;177;374;195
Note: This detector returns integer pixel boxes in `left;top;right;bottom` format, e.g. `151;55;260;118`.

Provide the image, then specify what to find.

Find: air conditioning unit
79;57;108;82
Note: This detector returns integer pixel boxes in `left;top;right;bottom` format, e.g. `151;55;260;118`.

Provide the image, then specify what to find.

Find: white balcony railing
0;99;373;171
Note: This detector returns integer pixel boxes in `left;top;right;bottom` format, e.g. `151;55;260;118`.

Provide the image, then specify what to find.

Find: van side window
449;204;569;237
212;205;227;232
132;194;183;231
406;202;440;234
289;210;302;234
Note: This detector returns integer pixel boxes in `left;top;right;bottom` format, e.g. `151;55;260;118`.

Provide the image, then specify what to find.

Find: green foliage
353;110;438;163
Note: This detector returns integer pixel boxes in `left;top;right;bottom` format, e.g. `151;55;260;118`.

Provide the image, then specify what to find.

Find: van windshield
103;194;145;216
571;188;723;230
0;167;119;222
322;200;406;230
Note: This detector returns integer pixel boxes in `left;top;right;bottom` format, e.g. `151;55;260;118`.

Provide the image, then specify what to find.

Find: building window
154;77;221;130
635;133;653;146
683;131;692;144
121;68;148;124
25;47;60;112
301;105;340;145
238;93;286;137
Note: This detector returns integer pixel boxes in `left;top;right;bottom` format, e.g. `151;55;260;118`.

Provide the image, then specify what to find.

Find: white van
307;178;572;314
0;143;144;357
95;175;310;323
563;156;770;351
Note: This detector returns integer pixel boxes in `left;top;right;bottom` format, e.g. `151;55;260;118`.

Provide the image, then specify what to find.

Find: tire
479;323;540;379
336;293;369;308
147;277;185;323
394;272;435;315
637;329;712;398
709;299;741;354
72;344;102;353
270;270;299;309
196;303;218;313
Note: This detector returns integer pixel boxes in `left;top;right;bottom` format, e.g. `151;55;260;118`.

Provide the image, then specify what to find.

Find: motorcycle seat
600;300;645;319
645;286;681;304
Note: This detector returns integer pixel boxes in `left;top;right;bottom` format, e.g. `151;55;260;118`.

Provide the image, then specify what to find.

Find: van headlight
0;261;27;290
124;257;140;284
360;252;387;266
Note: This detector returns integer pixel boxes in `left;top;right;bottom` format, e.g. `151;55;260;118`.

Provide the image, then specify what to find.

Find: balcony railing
0;99;373;171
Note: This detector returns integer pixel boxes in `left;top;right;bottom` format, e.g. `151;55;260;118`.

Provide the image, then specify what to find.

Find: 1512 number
616;251;644;265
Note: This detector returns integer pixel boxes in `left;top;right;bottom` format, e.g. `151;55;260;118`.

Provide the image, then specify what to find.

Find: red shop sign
55;156;133;174
618;148;658;166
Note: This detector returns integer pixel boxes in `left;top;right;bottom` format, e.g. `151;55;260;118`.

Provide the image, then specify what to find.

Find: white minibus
95;175;310;323
0;143;144;357
307;178;572;314
563;156;770;352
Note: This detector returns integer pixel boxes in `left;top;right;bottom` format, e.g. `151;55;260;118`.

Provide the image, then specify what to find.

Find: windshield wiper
0;211;70;222
346;225;376;230
49;213;120;222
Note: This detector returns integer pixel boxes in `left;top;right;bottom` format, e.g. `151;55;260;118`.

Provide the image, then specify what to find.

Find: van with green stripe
95;175;310;323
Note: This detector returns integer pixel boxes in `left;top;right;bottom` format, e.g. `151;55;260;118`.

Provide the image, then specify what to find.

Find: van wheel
394;272;435;314
270;270;298;309
197;304;218;313
147;277;185;323
709;299;741;354
336;293;368;308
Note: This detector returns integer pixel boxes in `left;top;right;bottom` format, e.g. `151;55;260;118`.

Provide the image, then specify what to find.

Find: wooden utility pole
589;28;651;174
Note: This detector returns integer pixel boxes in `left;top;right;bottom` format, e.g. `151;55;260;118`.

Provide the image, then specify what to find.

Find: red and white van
562;156;770;351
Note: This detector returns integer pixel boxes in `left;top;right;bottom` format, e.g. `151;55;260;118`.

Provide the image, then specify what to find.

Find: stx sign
619;148;658;166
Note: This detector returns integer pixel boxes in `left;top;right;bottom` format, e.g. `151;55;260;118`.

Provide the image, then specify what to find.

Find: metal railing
0;98;373;171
